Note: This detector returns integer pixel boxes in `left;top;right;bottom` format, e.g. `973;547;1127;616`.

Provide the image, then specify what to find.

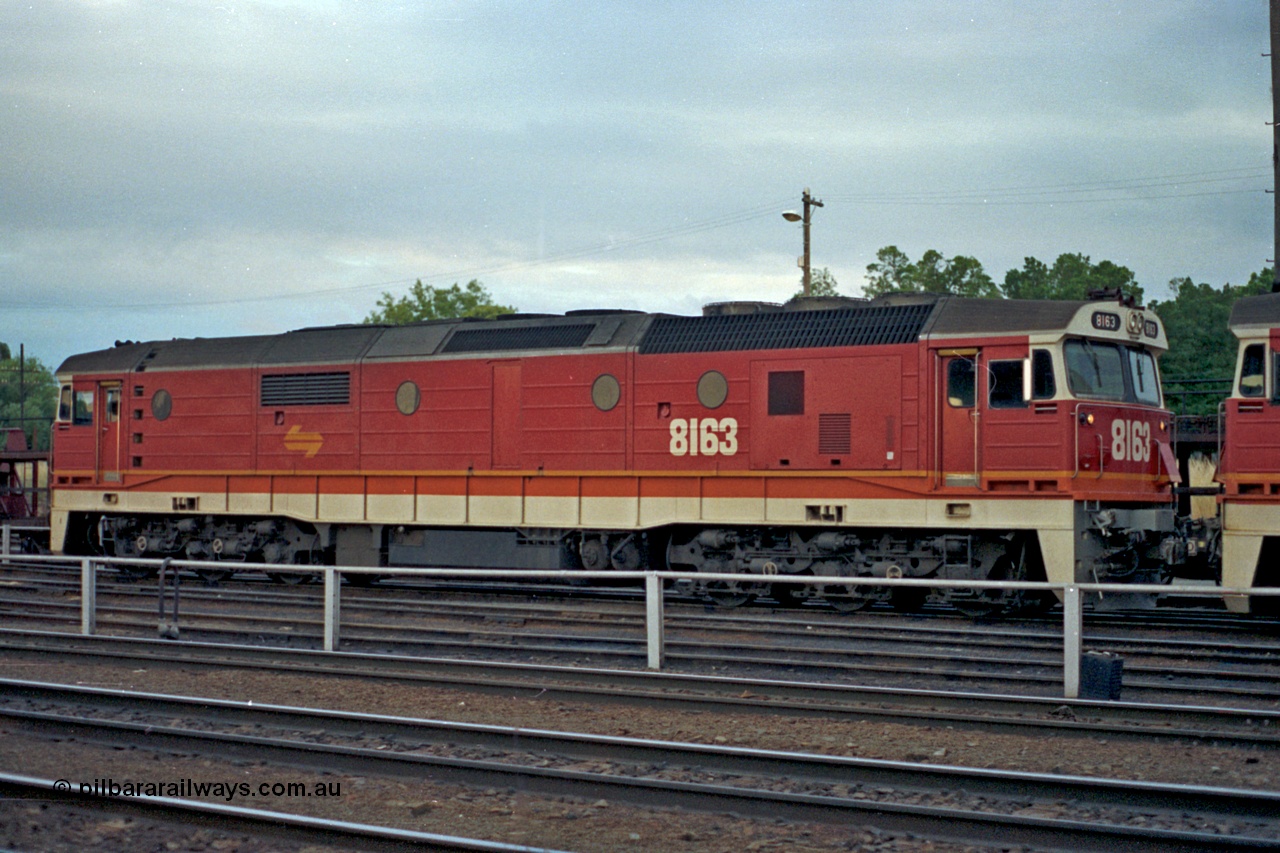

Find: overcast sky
2;1;1272;368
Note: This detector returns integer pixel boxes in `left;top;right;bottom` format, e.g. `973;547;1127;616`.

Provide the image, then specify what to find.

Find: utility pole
782;188;824;297
1272;0;1279;290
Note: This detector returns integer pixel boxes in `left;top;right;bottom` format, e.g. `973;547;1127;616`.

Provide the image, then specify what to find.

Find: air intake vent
818;413;852;454
639;303;933;355
261;372;350;406
443;324;596;354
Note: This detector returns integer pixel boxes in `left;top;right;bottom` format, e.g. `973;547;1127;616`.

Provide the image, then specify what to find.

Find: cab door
939;350;979;487
96;382;123;483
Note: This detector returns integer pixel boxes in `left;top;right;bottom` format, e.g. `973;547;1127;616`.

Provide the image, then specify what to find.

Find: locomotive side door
491;362;522;469
938;350;979;487
96;381;123;483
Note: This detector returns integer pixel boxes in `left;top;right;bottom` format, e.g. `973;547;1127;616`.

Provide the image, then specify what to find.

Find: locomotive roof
55;294;1164;376
927;298;1083;336
1229;291;1280;334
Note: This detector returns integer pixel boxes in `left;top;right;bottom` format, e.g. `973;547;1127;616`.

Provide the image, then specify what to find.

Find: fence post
81;559;96;636
645;572;664;670
1063;585;1082;698
156;558;180;639
1;523;9;564
323;568;341;652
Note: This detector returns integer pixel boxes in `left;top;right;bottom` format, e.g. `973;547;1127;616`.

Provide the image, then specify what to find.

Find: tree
0;345;57;451
792;267;840;299
1001;253;1143;303
1148;268;1272;414
364;279;516;324
863;246;997;298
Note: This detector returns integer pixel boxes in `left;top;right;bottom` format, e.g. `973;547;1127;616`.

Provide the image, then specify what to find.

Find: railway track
0;629;1276;749
0;772;568;852
2;677;1276;852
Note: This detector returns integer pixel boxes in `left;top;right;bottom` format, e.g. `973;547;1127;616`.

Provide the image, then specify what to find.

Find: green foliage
1001;254;1143;303
793;267;840;299
864;247;1142;303
864;246;997;298
1149;268;1272;414
0;346;57;451
364;279;516;324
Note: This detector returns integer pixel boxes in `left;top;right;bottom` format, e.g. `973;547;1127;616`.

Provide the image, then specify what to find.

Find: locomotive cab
925;295;1177;599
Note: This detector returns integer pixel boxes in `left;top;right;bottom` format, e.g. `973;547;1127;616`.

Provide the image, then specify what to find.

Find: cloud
0;1;1272;368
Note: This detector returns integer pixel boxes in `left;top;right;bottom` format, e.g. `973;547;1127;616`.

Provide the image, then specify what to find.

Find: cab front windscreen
1063;339;1161;406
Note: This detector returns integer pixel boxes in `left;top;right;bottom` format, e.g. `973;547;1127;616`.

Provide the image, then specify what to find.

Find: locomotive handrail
6;551;1279;702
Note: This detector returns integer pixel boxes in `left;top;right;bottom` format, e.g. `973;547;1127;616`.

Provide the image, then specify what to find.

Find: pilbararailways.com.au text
55;778;341;801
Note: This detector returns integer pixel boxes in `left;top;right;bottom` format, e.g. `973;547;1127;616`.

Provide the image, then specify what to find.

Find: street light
782;188;823;297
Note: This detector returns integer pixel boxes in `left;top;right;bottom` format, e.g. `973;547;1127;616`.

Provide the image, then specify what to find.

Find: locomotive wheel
704;580;764;608
952;555;1018;618
812;561;877;613
820;582;875;612
115;565;158;582
195;568;231;584
267;572;316;585
769;582;806;608
1011;588;1058;616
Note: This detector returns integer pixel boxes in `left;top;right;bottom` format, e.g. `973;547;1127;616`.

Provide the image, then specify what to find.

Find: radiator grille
443;324;595;353
639;303;933;355
261;372;350;406
818;413;852;454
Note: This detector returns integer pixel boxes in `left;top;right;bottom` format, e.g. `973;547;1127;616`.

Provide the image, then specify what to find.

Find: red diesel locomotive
1220;291;1280;613
50;292;1181;615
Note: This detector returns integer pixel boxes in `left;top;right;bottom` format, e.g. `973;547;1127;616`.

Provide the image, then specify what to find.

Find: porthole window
697;370;728;409
150;389;172;421
591;374;621;411
395;381;421;416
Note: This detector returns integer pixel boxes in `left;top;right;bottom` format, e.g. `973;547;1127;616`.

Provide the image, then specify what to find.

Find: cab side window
988;360;1026;408
947;359;975;407
73;390;94;425
1272;352;1280;404
1032;349;1055;399
1240;343;1265;398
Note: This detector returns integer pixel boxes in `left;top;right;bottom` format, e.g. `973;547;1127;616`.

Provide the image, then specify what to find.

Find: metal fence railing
3;534;1277;702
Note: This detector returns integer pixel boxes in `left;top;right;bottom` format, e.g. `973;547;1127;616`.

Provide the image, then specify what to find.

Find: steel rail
0;771;567;853
0;629;1276;747
2;682;1276;852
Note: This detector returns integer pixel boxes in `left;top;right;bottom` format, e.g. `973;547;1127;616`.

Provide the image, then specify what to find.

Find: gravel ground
0;653;1276;852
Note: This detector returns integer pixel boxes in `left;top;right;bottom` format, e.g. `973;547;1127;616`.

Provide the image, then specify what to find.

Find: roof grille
261;372;350;406
638;304;933;355
443;324;596;353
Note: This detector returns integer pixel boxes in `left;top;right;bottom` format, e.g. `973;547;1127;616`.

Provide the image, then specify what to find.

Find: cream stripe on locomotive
1220;503;1280;612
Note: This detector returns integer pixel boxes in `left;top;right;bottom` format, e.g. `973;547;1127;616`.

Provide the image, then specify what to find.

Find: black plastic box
1080;651;1124;701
